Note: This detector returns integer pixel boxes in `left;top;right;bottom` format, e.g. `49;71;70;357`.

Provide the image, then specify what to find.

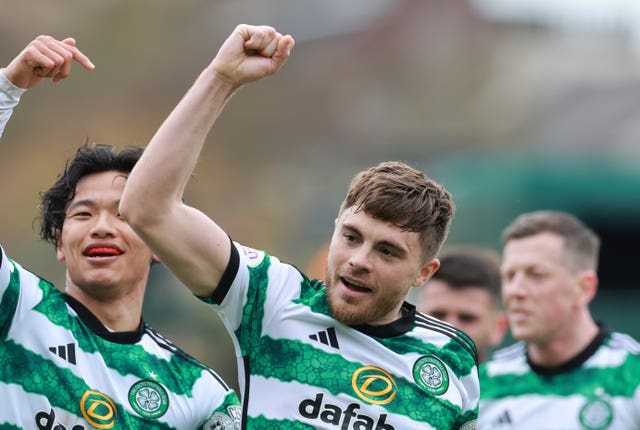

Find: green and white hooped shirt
478;325;640;430
201;241;479;429
0;246;241;429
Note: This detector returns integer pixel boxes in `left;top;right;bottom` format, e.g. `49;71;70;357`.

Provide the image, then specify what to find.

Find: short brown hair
339;161;455;261
502;210;600;271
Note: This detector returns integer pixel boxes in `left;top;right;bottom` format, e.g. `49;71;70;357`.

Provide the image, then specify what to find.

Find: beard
325;276;403;326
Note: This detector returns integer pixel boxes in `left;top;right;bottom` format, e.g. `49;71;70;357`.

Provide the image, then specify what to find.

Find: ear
490;310;509;347
55;230;65;262
577;269;598;307
412;258;440;288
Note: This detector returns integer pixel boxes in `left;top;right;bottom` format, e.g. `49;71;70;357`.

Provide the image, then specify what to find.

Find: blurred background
2;0;639;391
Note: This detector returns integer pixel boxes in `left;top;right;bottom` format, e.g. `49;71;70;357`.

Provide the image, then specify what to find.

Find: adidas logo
49;343;77;365
494;409;512;426
309;327;339;349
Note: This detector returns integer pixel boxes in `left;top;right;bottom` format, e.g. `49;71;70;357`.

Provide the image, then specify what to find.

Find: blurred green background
2;0;639;391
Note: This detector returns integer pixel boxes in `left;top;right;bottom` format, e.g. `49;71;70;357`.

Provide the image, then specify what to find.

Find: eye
343;233;356;242
529;270;546;280
70;211;91;218
459;314;478;324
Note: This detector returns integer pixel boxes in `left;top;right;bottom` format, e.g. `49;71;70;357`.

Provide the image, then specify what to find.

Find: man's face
325;207;438;326
56;170;155;297
419;281;504;362
500;232;583;345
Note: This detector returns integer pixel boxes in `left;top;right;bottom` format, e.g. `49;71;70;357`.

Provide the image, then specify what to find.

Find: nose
348;245;372;272
90;211;117;237
504;271;528;299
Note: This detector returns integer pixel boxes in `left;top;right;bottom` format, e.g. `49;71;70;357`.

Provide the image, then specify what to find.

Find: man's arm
0;35;94;138
120;25;294;297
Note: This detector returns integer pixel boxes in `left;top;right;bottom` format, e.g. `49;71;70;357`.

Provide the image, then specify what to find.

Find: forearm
0;70;27;139
123;24;293;226
122;66;237;225
120;25;293;296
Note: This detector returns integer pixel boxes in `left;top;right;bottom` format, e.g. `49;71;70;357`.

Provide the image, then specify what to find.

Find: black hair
39;143;143;246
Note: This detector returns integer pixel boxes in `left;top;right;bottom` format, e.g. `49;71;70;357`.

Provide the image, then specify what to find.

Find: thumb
62;37;76;47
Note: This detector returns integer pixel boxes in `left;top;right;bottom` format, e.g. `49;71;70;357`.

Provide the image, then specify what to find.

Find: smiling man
0;35;239;428
120;24;479;429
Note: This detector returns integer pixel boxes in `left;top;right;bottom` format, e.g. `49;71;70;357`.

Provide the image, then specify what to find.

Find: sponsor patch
242;246;265;268
351;366;397;405
80;390;117;429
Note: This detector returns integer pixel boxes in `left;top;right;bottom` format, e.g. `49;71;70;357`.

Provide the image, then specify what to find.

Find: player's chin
509;326;534;342
328;297;369;326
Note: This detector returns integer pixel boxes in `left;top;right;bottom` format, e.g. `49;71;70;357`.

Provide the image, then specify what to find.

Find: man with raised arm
121;24;479;429
0;35;240;429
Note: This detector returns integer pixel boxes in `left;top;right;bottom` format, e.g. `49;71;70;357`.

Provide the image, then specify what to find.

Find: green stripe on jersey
0;340;178;428
236;256;271;354
248;415;315;429
375;334;476;377
480;354;640;399
295;278;331;316
251;336;463;424
1;339;85;410
0;260;21;340
29;282;204;397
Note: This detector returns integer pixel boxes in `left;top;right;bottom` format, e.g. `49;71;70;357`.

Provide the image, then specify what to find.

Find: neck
527;311;599;367
65;284;144;332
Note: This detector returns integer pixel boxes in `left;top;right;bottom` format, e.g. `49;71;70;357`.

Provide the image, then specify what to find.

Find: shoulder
143;325;232;389
415;311;478;364
489;341;527;362
235;241;306;285
606;331;640;354
593;331;640;370
480;342;528;378
1;247;59;297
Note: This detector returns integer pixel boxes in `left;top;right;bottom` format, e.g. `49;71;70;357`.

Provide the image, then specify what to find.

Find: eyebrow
67;199;96;210
66;198;121;211
341;223;408;256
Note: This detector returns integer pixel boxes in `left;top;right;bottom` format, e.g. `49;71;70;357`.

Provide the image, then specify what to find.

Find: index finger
68;44;95;71
57;38;94;71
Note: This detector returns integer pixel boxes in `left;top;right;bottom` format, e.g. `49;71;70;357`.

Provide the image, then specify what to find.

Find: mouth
340;277;372;294
508;308;529;320
84;246;123;258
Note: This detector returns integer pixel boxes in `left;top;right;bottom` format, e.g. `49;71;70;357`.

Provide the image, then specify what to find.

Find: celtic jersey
201;241;479;430
478;325;640;430
0;246;241;429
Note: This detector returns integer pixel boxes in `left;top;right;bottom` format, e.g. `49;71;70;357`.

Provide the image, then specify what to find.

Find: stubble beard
325;278;401;327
